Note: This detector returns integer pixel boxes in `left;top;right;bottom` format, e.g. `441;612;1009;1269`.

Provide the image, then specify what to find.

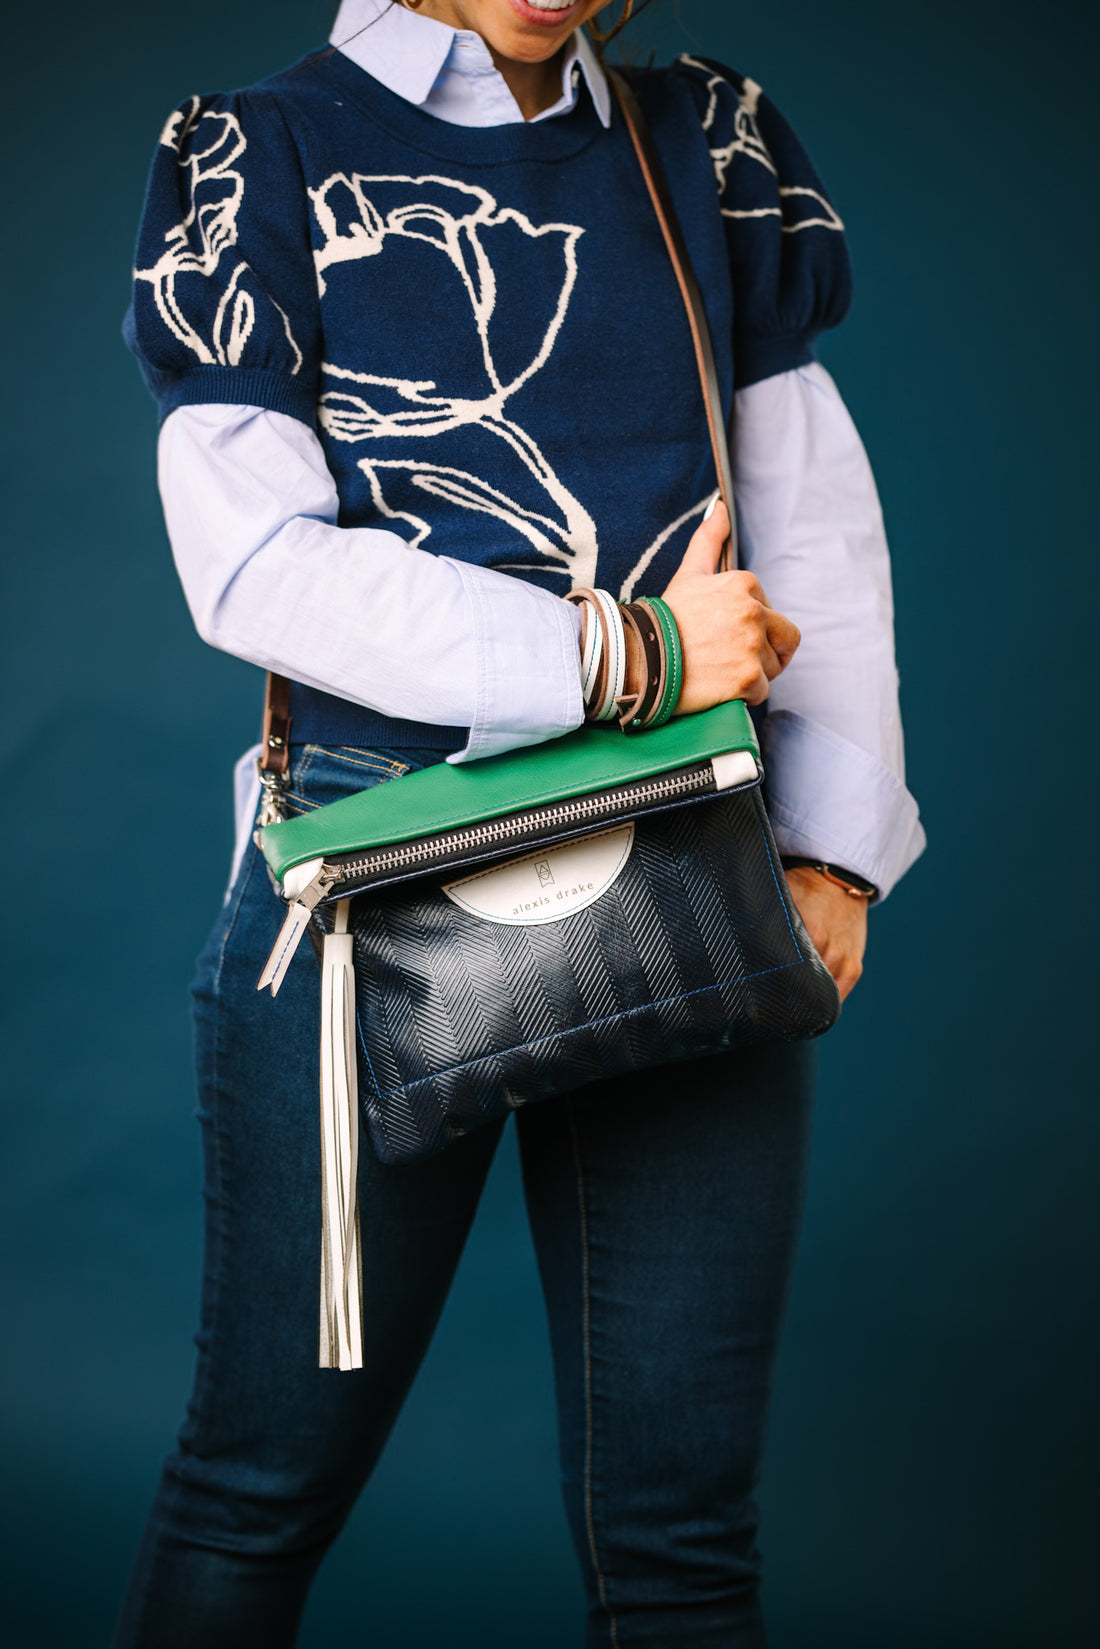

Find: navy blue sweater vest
126;48;850;751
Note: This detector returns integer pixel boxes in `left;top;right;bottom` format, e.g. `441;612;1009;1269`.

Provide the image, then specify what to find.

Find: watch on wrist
780;857;878;900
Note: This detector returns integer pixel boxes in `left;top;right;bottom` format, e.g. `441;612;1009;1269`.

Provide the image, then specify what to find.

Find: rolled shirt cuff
447;561;585;764
761;708;926;901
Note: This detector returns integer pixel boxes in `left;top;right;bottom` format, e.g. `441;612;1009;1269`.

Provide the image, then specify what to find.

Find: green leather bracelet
636;596;683;727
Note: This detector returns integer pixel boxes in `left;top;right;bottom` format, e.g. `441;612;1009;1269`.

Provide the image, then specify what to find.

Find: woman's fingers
766;608;801;665
757;635;784;684
739;666;772;706
742;603;791;684
671;499;731;577
785;869;868;1002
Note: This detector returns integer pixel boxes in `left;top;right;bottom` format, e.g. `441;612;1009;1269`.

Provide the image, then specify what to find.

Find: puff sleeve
676;55;852;389
123;92;321;427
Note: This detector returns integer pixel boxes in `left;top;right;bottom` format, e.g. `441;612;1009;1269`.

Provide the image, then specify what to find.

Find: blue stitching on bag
756;805;802;957
355;957;807;1103
356;1034;385;1110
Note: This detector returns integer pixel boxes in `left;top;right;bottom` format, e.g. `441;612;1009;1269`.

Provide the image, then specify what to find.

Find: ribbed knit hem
287;681;466;755
153;367;317;428
734;332;816;390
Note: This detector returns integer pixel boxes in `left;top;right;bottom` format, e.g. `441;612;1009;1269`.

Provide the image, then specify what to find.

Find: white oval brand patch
442;824;635;926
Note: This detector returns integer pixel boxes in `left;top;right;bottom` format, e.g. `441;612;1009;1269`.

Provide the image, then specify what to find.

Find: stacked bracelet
578;588;603;704
617;601;664;728
568;589;623;722
632;597;682;730
567;587;684;732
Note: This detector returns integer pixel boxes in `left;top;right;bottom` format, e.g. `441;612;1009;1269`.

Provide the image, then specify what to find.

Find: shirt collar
329;0;612;129
560;26;612;128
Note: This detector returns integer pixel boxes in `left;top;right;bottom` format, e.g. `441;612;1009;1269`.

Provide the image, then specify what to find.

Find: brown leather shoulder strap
607;67;737;571
260;669;292;776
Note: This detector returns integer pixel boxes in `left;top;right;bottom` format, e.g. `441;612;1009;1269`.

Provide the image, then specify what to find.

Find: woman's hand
659;501;801;713
784;867;868;1001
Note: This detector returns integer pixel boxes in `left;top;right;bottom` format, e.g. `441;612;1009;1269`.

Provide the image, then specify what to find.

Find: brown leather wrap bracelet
616;600;665;731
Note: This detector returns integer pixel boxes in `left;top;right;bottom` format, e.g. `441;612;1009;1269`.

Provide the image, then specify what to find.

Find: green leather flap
261;701;760;884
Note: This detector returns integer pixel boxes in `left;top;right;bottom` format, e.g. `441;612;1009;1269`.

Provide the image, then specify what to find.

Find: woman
115;1;924;1643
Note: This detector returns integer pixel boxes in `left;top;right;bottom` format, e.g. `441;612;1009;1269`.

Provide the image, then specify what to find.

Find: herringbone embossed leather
323;787;840;1164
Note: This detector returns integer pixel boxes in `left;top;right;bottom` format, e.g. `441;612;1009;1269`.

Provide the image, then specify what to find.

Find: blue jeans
111;745;816;1649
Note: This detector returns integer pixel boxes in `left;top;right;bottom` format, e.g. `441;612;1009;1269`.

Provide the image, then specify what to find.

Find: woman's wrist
567;589;683;731
781;857;878;901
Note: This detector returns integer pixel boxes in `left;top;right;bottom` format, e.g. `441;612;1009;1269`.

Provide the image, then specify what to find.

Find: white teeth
524;0;576;10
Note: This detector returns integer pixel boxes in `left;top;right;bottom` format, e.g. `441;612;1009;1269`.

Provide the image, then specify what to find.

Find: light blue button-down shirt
162;0;924;898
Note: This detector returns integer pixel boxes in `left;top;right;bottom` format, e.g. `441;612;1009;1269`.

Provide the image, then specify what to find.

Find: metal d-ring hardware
255;757;292;834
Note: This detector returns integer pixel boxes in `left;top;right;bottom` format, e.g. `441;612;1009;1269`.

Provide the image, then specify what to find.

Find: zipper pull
256;858;333;996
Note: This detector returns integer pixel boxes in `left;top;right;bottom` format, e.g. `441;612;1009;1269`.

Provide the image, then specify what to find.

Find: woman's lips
505;0;587;30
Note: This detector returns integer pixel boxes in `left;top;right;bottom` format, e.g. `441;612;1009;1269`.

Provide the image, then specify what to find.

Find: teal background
2;1;1097;1643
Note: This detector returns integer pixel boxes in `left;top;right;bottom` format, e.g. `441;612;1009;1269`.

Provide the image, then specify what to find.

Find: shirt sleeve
123;91;321;427
675;55;852;389
158;402;584;764
734;363;926;899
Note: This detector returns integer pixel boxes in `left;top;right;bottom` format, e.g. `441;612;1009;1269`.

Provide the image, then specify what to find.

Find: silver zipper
258;762;718;993
326;762;715;889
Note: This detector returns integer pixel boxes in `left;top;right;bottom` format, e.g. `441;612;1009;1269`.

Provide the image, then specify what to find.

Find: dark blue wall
2;3;1096;1644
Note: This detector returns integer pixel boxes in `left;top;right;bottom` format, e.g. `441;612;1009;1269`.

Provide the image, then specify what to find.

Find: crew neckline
305;45;611;165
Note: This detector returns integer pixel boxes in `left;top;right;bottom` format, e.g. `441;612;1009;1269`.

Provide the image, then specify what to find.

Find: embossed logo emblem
442;825;635;926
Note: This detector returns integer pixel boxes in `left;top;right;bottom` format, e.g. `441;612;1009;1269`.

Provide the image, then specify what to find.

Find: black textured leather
323;788;839;1164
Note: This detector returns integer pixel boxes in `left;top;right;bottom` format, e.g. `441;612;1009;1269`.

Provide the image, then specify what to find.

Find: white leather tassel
318;899;364;1371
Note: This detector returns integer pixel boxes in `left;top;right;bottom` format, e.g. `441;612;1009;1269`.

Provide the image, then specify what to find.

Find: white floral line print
322;360;597;564
312;170;604;583
311;173;581;402
312;172;713;593
134;98;303;373
679;53;844;234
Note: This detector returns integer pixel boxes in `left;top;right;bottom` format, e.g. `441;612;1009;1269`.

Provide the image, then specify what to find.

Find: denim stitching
300;743;410;780
568;1100;621;1648
355;958;805;1103
330;747;410;775
284;792;321;815
286;747;412;815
